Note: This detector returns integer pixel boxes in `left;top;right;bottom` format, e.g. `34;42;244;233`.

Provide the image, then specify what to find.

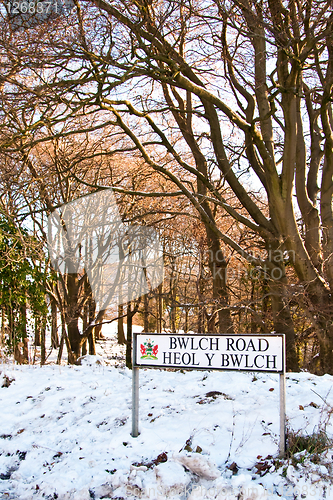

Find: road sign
134;334;284;373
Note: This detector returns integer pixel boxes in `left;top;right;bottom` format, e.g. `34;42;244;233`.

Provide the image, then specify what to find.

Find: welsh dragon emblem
140;339;158;360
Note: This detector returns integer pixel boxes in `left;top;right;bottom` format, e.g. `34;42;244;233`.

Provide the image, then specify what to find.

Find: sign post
279;365;286;457
131;334;140;437
132;367;139;437
132;333;286;456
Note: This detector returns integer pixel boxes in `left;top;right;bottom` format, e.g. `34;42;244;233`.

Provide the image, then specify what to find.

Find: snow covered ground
1;328;333;499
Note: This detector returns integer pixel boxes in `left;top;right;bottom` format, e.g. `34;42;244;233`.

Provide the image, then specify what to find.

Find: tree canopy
0;0;333;372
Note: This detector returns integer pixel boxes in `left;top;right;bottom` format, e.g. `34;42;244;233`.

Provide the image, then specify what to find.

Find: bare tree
1;0;333;371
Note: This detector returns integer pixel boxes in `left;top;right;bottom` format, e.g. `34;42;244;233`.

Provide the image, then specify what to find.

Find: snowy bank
0;365;333;499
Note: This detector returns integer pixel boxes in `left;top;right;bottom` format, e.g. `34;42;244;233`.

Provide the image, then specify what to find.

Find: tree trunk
0;305;5;351
197;251;205;333
51;297;59;349
82;301;88;356
34;316;40;347
20;301;29;363
269;277;299;371
23;338;29;364
126;302;133;369
207;231;233;333
94;324;103;340
143;294;149;333
157;282;163;333
88;291;96;356
40;320;46;366
264;240;299;371
94;309;105;340
207;310;217;333
88;329;96;355
250;281;258;334
304;287;333;374
118;303;126;344
170;304;176;333
184;307;188;334
260;279;269;333
57;313;67;365
65;273;81;362
57;334;64;365
66;319;81;361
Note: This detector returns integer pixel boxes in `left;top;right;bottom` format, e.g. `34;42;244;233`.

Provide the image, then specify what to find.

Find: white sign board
134;334;285;373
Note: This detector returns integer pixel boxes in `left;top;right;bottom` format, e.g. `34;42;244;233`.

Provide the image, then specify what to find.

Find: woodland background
0;0;332;374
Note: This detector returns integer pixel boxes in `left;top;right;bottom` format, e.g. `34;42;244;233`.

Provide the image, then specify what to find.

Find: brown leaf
309;402;319;409
154;452;168;465
227;462;238;474
2;376;15;388
254;460;271;476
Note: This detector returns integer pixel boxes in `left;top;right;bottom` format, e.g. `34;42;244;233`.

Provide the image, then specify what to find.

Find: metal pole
132;333;139;437
132;367;139;437
279;371;286;457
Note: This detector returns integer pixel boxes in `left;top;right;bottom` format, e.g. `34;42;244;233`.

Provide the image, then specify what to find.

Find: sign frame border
133;332;285;374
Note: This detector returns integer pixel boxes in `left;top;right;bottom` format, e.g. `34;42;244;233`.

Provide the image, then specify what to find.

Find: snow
0;328;333;499
155;461;190;490
174;454;220;480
